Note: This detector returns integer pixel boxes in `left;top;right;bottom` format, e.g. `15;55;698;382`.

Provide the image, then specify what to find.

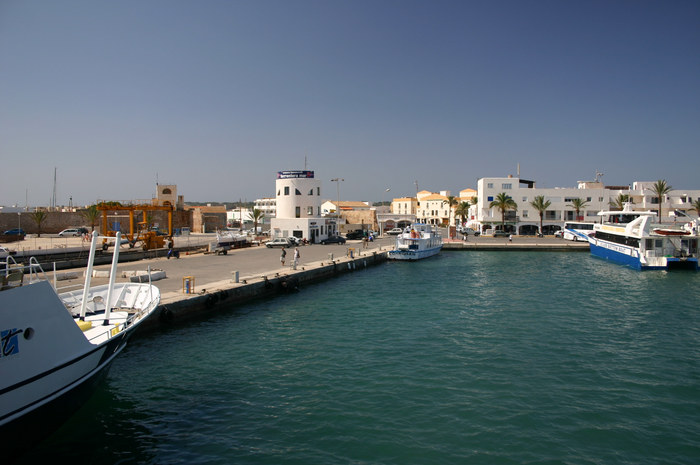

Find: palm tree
247;208;265;235
489;193;517;232
530;195;551;236
29;210;48;237
651;179;672;222
692;199;700;217
81;205;100;232
610;193;632;211
567;198;589;221
443;195;459;237
454;201;471;227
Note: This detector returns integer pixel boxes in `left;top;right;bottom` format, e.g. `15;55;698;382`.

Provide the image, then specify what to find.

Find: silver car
265;237;293;248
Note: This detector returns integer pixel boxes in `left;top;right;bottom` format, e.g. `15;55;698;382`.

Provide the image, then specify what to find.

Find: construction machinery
97;203;174;251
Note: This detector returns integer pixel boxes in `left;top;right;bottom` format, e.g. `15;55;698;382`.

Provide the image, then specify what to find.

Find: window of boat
655;239;662;248
645;239;654;249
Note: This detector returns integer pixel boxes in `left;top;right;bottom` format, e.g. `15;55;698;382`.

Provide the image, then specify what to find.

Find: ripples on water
20;252;700;464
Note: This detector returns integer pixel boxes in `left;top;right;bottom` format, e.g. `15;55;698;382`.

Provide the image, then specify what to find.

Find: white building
254;197;276;219
269;170;335;243
473;175;616;235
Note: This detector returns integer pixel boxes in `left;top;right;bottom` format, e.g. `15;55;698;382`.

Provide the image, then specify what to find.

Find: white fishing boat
0;232;161;458
387;223;443;261
590;205;699;270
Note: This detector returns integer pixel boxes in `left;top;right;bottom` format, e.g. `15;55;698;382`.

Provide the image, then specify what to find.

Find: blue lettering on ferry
1;328;23;357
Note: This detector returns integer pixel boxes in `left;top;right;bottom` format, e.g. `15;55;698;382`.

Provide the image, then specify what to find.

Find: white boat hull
1;240;160;458
388;245;443;261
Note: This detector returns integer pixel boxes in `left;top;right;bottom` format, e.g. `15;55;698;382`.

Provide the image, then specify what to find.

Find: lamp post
331;178;343;236
381;188;390;236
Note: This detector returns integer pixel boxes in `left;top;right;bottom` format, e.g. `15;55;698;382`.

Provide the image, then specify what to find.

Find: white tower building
270;170;333;243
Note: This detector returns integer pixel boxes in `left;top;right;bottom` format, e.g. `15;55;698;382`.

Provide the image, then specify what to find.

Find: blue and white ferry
590;206;699;271
387;223;443;261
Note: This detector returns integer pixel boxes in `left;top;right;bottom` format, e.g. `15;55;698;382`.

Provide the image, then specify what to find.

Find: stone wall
0;210;193;235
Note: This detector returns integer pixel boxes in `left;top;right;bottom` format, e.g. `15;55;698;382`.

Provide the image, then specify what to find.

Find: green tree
651;179;672;222
247;208;265;235
567;198;589;221
489;193;518;231
29;210;48;237
454;201;471;226
443;195;459;237
530;195;551;236
692;199;700;217
610;193;632;211
81;205;100;232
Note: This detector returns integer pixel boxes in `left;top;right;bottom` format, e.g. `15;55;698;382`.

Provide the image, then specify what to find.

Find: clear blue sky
1;0;698;206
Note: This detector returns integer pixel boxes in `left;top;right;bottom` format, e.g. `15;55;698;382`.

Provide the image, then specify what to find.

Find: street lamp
381;188;390;236
331;178;344;236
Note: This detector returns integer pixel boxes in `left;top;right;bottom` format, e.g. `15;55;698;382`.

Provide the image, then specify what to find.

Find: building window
599;197;604;202
295;189;301;195
502;183;512;189
586;197;592;202
522;197;528;202
162;188;172;195
487;196;494;202
487;183;493;188
295;207;300;218
307;206;313;215
522;210;528;218
317;187;320;195
309;189;314;195
284;187;289;195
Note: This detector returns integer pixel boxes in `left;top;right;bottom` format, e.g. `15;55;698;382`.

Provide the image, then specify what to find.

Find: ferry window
645;239;654;249
284;187;289;195
295;207;300;218
655;239;662;248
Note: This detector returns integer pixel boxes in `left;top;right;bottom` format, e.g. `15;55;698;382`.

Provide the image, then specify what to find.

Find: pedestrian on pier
280;248;286;266
293;247;300;270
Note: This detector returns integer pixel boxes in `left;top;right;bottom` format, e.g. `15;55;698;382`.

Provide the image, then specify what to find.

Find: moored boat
0;232;160;458
589;206;699;270
387;223;443;261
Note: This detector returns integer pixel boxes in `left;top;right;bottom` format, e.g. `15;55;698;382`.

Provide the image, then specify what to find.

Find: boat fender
263;276;273;289
219;290;229;300
205;295;216;308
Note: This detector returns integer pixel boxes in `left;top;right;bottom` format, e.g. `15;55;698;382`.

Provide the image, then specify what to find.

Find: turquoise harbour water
19;252;700;464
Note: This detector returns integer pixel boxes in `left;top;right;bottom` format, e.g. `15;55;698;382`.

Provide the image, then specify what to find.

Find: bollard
183;276;195;294
232;270;239;283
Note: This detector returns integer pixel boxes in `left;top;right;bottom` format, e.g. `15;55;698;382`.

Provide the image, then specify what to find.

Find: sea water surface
19;252;700;464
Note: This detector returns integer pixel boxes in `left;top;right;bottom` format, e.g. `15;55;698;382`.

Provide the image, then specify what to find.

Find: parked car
265;237;293;248
493;230;510;237
554;230;563;238
59;228;88;237
387;228;403;235
459;227;479;236
3;228;25;236
345;230;365;240
320;235;346;245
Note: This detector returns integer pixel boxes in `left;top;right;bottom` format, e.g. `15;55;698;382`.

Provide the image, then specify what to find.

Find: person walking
293;247;300;270
280;248;286;266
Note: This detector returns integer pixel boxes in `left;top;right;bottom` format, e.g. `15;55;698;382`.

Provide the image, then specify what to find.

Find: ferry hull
590;241;699;271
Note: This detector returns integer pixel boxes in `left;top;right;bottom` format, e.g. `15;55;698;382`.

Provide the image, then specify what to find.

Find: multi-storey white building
472;175;700;235
269;170;335;243
254;197;276;219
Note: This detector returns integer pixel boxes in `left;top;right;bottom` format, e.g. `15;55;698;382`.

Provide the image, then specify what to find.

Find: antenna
517;163;520;177
595;170;604;182
415;180;419;193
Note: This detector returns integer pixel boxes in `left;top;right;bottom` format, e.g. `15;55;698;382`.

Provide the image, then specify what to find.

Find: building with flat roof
270;170;335;243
